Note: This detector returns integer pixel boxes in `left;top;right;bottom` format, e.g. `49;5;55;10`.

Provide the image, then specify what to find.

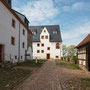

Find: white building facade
30;26;63;59
0;0;32;63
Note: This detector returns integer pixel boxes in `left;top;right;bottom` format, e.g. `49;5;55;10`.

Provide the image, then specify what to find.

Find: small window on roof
33;31;36;35
53;31;58;34
8;0;11;5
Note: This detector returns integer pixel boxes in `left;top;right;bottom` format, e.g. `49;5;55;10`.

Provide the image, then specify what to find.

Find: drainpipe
18;23;21;62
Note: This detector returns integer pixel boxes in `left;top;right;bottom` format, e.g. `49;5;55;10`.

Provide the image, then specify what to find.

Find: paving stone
57;67;90;90
14;60;90;90
14;60;62;90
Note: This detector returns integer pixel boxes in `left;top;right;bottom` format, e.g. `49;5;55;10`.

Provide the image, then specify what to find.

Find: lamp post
35;57;37;64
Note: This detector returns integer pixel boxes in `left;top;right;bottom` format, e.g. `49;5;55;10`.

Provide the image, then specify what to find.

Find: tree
67;45;77;58
62;45;67;58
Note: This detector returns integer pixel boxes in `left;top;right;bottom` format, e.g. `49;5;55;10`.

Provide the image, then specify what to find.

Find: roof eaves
76;33;90;48
1;0;32;34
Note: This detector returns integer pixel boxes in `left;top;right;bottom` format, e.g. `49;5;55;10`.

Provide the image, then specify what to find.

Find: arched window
56;43;60;49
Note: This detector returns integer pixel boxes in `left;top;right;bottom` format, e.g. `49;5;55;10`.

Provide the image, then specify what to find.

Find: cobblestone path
14;60;62;90
57;67;90;90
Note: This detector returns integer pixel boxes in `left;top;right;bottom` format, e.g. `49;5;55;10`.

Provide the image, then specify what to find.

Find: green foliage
81;78;90;87
81;78;90;82
62;45;67;57
0;68;32;90
69;63;81;69
62;45;78;59
67;45;77;58
55;60;81;70
17;59;47;67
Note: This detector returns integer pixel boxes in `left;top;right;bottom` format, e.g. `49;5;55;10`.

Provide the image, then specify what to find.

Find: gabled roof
29;25;62;42
76;34;90;48
13;10;29;24
1;0;32;33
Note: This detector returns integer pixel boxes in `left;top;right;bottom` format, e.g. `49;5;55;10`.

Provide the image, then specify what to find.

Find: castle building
30;25;63;59
0;0;32;62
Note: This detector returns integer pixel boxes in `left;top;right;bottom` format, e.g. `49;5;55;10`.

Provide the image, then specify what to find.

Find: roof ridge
76;33;90;48
30;25;59;27
13;9;25;17
30;25;62;42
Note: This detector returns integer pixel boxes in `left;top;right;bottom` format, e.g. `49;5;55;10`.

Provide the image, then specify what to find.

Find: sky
12;0;90;46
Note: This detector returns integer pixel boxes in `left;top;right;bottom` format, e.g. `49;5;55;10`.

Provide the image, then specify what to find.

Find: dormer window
24;18;28;27
8;0;11;4
33;31;36;35
53;31;58;34
6;0;11;7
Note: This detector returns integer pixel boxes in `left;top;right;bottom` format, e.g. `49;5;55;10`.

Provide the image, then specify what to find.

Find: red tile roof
76;33;90;48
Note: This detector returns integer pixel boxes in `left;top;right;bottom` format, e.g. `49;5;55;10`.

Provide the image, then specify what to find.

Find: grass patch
0;67;32;90
0;59;47;90
81;78;90;88
69;64;81;69
17;59;48;67
55;60;81;70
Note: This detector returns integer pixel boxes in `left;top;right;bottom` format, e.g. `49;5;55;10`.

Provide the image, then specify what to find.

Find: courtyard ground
0;60;47;90
0;60;90;90
56;60;90;90
14;60;90;90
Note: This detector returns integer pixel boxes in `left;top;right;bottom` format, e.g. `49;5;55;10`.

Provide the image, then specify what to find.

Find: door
0;45;4;62
47;54;50;59
25;50;27;60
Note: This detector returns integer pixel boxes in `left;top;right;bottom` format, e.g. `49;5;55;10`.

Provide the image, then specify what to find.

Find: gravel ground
14;60;90;90
57;66;90;90
14;60;62;90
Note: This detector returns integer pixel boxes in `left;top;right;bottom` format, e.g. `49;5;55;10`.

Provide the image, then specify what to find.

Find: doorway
47;54;50;59
0;45;4;62
25;50;27;60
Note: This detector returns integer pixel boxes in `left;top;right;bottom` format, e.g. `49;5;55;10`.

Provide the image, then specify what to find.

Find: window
41;43;44;47
53;31;57;34
44;30;46;32
56;43;60;49
41;36;44;39
22;42;25;48
12;19;16;28
41;50;44;53
8;0;11;4
37;50;40;53
45;36;48;39
47;47;50;50
11;37;15;45
23;29;25;35
37;44;40;47
21;56;23;59
15;56;17;59
33;31;36;35
56;56;59;58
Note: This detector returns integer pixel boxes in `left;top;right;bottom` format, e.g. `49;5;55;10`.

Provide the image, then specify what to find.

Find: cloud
55;0;75;4
72;2;84;9
62;2;84;11
62;21;90;46
13;0;59;25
